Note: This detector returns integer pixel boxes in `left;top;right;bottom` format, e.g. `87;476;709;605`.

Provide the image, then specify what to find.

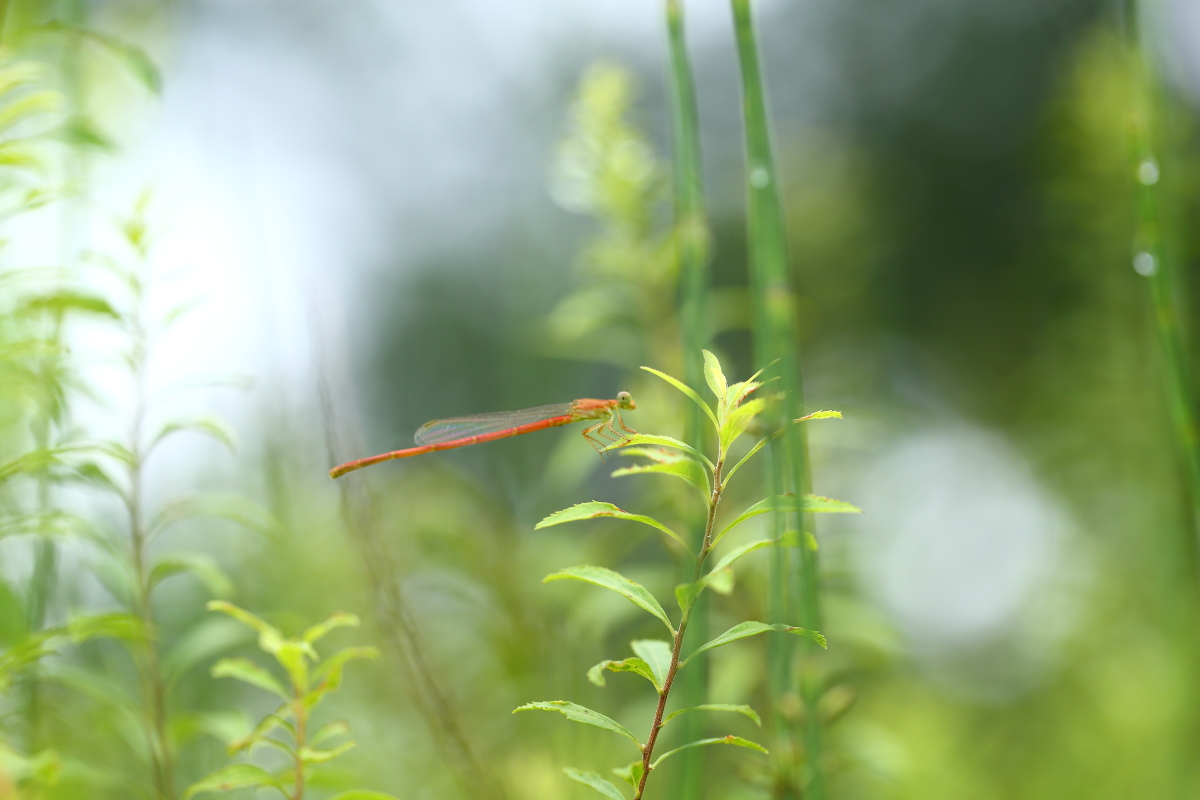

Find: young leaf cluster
187;602;394;800
517;351;859;800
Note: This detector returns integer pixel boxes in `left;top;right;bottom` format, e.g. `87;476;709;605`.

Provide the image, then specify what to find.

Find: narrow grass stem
292;688;308;800
729;1;823;795
634;450;725;800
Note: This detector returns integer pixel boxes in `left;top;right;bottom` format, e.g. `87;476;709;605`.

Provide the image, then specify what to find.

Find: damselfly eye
617;391;635;409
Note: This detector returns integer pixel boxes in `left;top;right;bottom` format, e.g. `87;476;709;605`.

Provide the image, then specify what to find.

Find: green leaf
586;657;658;690
303;612;360;645
607;433;713;470
207;601;286;656
704;538;777;580
796;410;841;422
611;760;644;790
544;566;674;634
612;450;709;499
299;741;356;764
211;657;289;701
721;436;767;489
326;792;402;800
149;494;276;540
535;502;685;548
681;622;826;667
183;763;283;799
148;417;236;455
662;704;761;728
704;568;734;595
149;553;234;598
630;640;672;690
67;612;143;643
16;291;118;318
312;646;378;686
651;735;768;768
310;720;351;747
675;582;702;616
58;115;116;151
720;397;766;451
701;349;727;404
0;91;58;132
715;494;861;545
639;365;718;430
564;767;627;800
227;707;290;754
513;701;640;748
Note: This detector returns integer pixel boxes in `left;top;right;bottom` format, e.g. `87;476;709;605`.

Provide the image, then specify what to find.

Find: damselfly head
617;391;636;410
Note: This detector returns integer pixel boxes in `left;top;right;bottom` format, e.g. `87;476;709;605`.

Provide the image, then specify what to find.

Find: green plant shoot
514;350;859;800
186;602;395;800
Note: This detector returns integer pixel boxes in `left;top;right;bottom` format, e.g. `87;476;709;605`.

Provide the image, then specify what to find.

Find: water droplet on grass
1138;158;1159;185
750;168;769;188
1133;251;1157;276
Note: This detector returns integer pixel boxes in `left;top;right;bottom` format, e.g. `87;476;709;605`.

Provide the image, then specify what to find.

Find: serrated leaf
795;410;841;422
149;553;233;598
211;657;289;700
651;735;768;768
701;349;727;404
630;640;672;689
513;701;640;747
639;365;718;430
183;763;282;799
704;538;777;579
303;612;360;645
606;433;713;469
720;397;766;451
680;622;826;667
564;767;627;800
148;417;236;455
662;703;762;728
714;494;861;545
587;657;657;690
544;566;674;634
612;454;708;499
299;740;356;764
536;502;685;547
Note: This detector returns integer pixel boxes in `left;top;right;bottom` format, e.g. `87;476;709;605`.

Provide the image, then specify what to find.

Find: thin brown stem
634;453;725;799
292;689;307;800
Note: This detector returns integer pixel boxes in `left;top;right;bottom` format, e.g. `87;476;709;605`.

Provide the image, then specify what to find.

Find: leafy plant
514;350;858;799
187;602;393;800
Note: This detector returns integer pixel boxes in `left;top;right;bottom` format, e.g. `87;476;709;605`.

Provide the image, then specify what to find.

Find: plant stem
124;264;175;800
664;2;710;796
292;686;308;800
729;1;823;795
635;452;726;800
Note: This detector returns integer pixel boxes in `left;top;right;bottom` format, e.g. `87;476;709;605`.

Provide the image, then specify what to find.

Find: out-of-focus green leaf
640;365;718;430
536;501;685;547
681;621;826;667
630;639;672;689
67;612;143;643
513;701;640;747
0;91;59;132
16;291;118;318
325;792;402;800
299;741;356;764
148;417;236;455
587;657;657;690
310;646;378;701
56;115;115;151
183;763;283;799
650;735;768;768
662;704;762;728
714;494;861;544
565;767;627;800
149;553;234;598
303;612;360;645
150;495;276;540
227;708;291;754
207;601;286;654
310;720;351;747
544;566;674;633
211;657;289;700
612;450;709;498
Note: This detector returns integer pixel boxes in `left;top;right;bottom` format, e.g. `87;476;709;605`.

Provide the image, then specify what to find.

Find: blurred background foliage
0;0;1199;799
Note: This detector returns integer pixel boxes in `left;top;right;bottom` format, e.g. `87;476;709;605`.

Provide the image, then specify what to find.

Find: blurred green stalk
664;1;710;797
730;1;823;797
1121;3;1200;555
